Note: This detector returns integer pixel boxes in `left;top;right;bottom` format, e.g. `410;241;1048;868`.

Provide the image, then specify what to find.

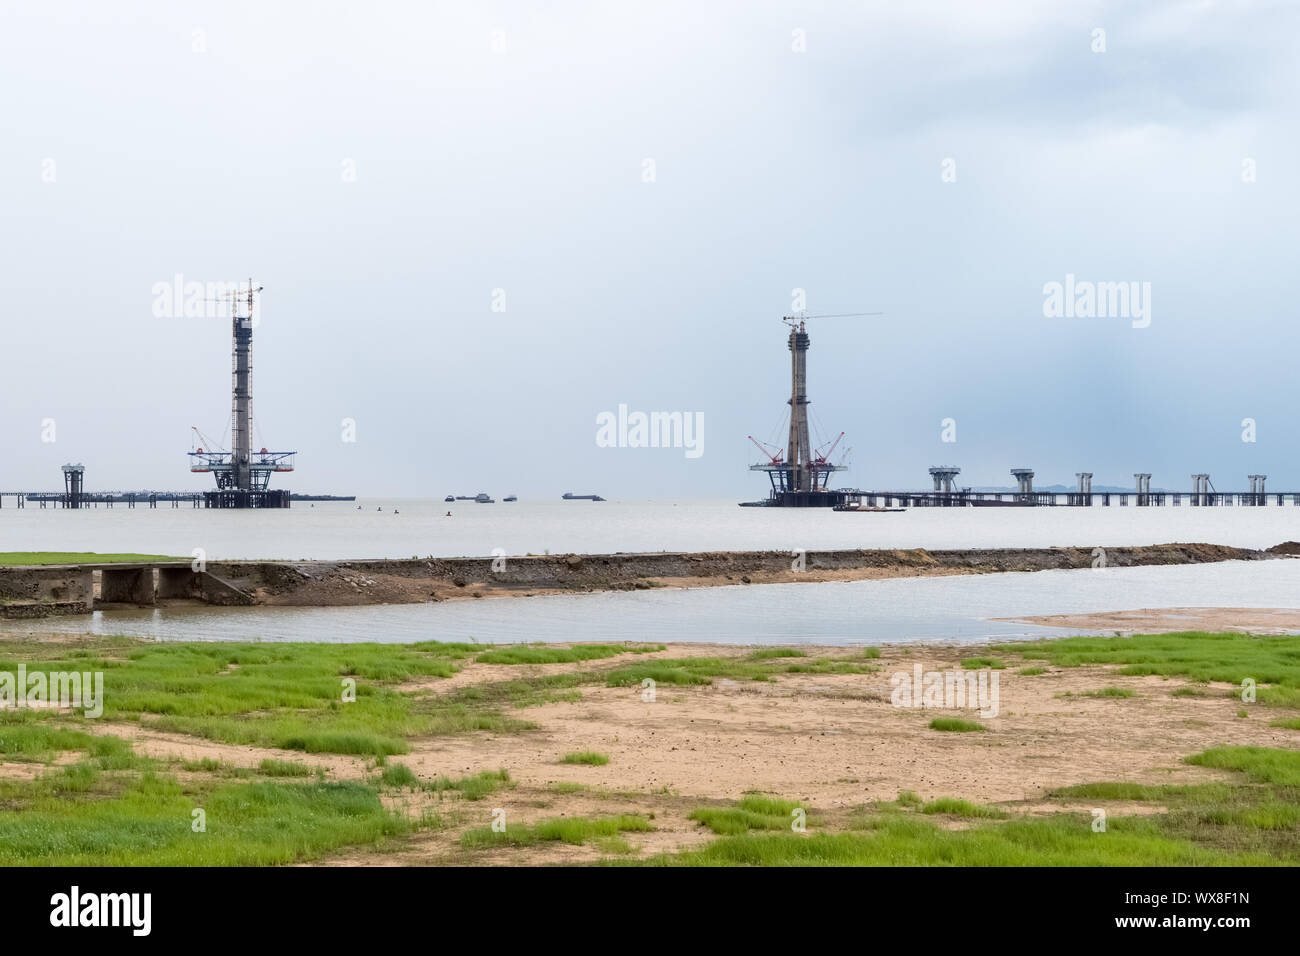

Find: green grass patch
430;673;589;732
994;631;1300;707
380;763;419;787
604;657;768;686
928;717;988;733
0;774;412;865
1080;687;1136;699
548;781;590;794
473;644;662;665
1185;746;1300;786
0;720;107;762
0;720;150;772
182;757;225;773
781;658;877;675
604;652;873;687
425;769;512;800
0;637;542;756
737;793;802;816
960;657;1006;670
920;797;1006;819
646;816;1261;866
595;836;635;855
653;747;1300;866
0;552;186;566
1018;666;1047;676
258;759;312;777
1048;780;1233;802
560;751;609;766
461;813;652;849
689;793;806;835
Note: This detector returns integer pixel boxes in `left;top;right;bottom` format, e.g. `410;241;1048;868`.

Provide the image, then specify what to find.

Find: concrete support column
929;467;960;494
1191;474;1210;506
1011;469;1034;499
1134;473;1151;505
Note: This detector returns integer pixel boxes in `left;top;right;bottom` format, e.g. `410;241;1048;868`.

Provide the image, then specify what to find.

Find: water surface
7;560;1297;646
2;497;1298;561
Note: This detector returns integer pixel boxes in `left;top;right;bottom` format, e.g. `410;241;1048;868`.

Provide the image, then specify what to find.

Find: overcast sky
2;0;1297;497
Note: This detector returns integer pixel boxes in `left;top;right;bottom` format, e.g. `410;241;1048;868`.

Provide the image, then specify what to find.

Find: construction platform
0;491;289;509
836;490;1293;508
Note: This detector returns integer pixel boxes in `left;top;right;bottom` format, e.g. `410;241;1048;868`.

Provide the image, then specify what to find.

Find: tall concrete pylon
785;321;813;492
225;279;261;493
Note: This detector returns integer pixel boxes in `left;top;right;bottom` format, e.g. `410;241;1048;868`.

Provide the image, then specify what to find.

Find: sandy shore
13;631;1289;865
1005;606;1300;635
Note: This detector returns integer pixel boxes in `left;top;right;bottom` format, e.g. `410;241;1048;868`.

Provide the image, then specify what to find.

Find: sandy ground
4;608;1297;865
3;632;1287;865
324;638;1295;864
1005;606;1300;635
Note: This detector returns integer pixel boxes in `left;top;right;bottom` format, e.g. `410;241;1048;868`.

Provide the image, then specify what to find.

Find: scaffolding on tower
744;312;876;507
186;280;296;508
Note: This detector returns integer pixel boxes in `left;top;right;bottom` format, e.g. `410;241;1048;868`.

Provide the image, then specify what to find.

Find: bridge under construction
187;280;295;508
746;314;855;507
834;469;1294;508
744;315;1295;509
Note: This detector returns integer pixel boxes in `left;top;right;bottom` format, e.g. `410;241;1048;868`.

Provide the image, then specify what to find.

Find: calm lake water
4;498;1297;645
7;560;1299;646
1;497;1298;560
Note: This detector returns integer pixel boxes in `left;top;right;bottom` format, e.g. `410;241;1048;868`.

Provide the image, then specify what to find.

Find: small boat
444;495;455;502
503;495;517;502
562;492;605;501
474;492;494;503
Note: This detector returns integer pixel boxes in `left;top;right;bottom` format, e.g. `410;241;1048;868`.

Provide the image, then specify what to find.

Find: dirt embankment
204;542;1274;608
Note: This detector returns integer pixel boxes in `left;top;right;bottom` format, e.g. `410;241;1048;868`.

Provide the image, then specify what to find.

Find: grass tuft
929;717;988;733
461;814;651;849
474;644;661;665
560;751;609;766
921;797;1006;818
259;759;312;777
